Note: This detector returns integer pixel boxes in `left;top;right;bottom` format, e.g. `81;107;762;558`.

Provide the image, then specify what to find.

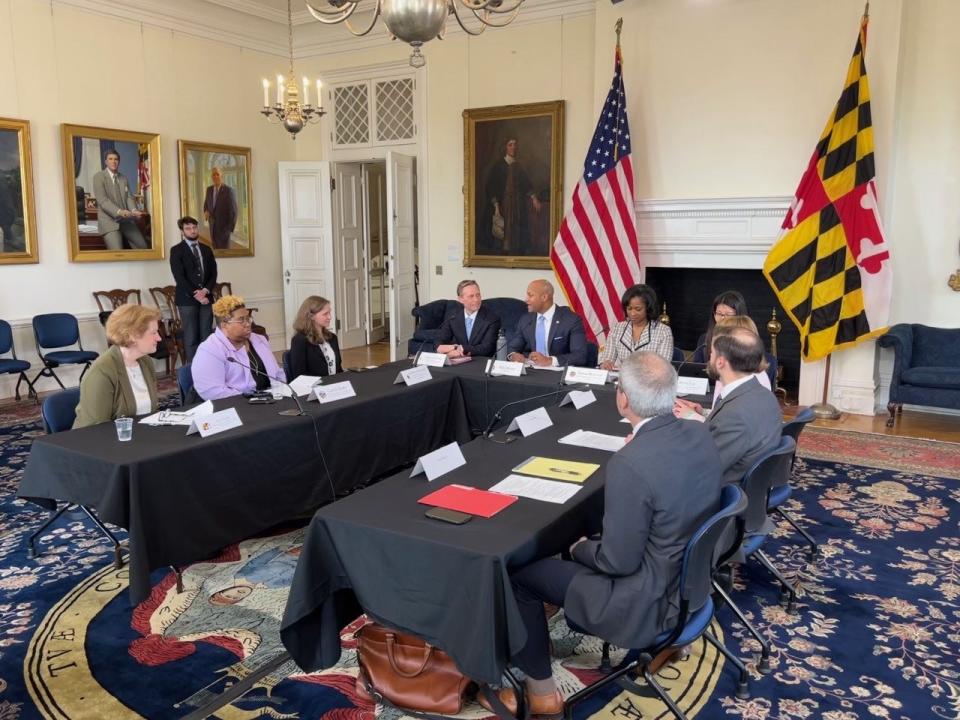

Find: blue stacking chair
177;364;195;407
564;485;751;720
27;388;125;569
31;313;99;390
671;346;685;363
775;407;818;558
0;319;37;403
282;350;292;380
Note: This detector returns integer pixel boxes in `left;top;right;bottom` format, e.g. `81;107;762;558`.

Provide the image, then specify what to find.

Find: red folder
419;484;518;518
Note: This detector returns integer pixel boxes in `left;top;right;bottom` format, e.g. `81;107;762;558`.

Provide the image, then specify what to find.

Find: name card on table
186;407;243;437
676;376;710;396
288;375;323;397
313;381;357;404
505;406;553;437
416;351;448;367
560;389;597;410
564;366;609;386
410;441;467;481
394;365;433;386
484;359;526;377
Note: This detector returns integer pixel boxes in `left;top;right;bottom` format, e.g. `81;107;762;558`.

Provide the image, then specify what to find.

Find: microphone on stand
409;338;429;366
226;357;306;417
480;377;576;440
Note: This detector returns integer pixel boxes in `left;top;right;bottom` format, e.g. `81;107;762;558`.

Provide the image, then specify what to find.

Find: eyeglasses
714;311;737;320
227;316;254;326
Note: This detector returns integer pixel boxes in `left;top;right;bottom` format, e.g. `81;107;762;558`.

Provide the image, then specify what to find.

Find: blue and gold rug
1;411;958;719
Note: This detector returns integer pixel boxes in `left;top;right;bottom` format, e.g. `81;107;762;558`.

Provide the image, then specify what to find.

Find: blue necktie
465;315;474;340
536;315;547;355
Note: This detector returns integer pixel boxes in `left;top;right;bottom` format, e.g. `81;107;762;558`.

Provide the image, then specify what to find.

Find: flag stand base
810;402;842;420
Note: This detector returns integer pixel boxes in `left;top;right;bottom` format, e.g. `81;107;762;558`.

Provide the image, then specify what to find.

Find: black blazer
507;305;588;366
289;331;343;380
435;305;501;357
170;240;217;306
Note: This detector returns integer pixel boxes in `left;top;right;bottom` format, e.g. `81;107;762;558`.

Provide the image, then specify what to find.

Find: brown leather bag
355;622;473;714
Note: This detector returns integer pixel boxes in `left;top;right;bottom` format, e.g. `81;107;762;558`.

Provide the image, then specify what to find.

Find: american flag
551;46;641;346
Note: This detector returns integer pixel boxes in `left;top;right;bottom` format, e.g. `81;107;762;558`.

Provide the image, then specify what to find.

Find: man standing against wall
170;216;217;361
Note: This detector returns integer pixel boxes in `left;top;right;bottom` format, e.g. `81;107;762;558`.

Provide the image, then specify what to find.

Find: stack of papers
557;429;627;452
488;475;582;504
512;456;599;483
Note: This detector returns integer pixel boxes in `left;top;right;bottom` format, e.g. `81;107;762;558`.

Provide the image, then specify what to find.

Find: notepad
418;484;517;518
511;456;600;483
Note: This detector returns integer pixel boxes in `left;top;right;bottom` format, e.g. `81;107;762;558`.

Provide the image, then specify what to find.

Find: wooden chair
92;289;142;313
148;286;186;367
212;281;233;301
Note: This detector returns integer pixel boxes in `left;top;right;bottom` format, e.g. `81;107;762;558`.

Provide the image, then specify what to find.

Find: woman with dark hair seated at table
289;295;343;381
598;284;673;370
692;289;748;363
74;304;162;428
192;294;285;400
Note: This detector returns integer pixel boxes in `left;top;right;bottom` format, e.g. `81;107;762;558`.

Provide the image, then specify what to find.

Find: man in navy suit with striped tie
435;280;501;358
508;279;588;367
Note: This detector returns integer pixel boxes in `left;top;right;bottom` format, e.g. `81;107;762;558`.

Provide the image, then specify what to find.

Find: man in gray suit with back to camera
479;352;723;715
92;149;148;250
707;325;783;485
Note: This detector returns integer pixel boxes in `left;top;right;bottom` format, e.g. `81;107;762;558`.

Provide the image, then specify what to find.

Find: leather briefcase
355;622;473;714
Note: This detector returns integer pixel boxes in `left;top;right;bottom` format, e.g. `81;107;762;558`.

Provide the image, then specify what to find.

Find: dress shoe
477;686;563;719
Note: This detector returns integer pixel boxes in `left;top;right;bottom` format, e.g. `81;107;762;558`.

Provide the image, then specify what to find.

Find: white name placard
564;366;609;386
313;381;357;404
395;365;433;386
560;390;597;410
187;407;243;437
485;359;526;377
410;441;467;481
506;406;554;437
676;376;710;396
416;351;448;367
288;375;323;397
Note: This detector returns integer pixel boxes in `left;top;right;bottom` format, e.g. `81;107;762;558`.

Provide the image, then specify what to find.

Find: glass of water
115;417;133;442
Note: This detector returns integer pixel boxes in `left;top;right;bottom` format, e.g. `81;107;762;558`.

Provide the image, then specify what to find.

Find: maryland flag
763;13;891;362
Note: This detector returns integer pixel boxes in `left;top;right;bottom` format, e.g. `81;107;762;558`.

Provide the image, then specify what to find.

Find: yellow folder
511;456;600;483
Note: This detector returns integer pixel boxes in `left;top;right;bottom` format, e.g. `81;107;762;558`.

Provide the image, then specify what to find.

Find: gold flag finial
615;18;623;48
863;2;869;18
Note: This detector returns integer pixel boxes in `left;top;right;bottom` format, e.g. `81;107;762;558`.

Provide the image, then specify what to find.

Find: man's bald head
525;279;554;313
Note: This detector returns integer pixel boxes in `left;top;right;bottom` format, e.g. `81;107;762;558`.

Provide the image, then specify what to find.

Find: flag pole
811;354;842;420
612;18;624;163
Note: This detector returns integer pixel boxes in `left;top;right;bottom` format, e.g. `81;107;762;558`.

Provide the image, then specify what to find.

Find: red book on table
419;484;517;518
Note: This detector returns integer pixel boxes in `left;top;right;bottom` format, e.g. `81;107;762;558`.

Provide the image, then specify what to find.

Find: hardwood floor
340;341;392;369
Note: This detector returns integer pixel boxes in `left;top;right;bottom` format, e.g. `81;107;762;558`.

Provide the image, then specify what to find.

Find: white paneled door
333;163;367;349
386;152;417;362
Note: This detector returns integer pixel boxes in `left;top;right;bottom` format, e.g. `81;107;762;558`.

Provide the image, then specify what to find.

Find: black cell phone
424;507;472;524
247;395;276;405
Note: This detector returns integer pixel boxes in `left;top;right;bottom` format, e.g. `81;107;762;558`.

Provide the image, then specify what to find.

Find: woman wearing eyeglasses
191;294;285;400
692;290;748;363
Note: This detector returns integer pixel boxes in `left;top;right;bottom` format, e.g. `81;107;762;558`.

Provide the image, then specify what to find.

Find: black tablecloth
280;388;629;684
18;363;471;603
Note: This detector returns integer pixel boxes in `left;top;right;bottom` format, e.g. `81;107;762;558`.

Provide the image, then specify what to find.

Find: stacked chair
0;319;36;402
31;313;99;389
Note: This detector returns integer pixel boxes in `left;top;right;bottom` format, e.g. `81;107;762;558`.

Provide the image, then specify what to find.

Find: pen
549;467;580;476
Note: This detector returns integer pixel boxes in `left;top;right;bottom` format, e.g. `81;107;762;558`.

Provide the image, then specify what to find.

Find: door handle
284;270;291;277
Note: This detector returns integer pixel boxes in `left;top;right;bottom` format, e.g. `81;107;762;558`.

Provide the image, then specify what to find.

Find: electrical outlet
435;265;443;275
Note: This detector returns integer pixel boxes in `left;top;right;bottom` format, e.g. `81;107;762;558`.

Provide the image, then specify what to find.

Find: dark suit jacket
707;376;783;486
507;305;588;366
435;305;501;357
565;414;722;650
170;239;218;306
289;331;343;380
203;184;238;248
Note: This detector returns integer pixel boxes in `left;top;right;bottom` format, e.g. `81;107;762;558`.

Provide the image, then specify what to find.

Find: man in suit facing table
92;149;148;250
434;280;501;358
479;351;723;716
507;278;588;367
169;216;218;361
203;166;238;250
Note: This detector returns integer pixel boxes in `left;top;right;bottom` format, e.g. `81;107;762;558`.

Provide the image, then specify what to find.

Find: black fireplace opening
644;267;801;395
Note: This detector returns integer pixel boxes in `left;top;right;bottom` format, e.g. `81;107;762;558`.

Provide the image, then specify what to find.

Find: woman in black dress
289;295;343;380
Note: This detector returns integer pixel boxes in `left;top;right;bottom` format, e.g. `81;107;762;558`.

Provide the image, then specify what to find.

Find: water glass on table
115;417;133;442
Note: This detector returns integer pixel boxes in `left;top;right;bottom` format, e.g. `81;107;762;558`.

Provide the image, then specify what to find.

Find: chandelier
261;0;326;139
306;0;528;68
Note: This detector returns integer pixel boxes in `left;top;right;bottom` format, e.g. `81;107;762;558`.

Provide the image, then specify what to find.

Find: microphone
409;338;429;366
226;357;306;417
480;378;571;440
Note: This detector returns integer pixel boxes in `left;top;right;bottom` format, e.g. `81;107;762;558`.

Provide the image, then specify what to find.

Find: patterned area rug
1;410;958;719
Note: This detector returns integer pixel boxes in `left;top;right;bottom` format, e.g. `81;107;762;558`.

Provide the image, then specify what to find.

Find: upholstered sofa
408;297;528;355
878;323;960;426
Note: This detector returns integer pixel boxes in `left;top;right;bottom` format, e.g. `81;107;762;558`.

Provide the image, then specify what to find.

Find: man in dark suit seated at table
506;278;587;367
434;279;501;358
705;325;782;485
479;352;722;717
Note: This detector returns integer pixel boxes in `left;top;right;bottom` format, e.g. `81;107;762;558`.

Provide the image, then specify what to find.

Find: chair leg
599;641;611;673
640;665;686;720
703;631;749;700
564;656;641;720
78;506;125;569
776;507;818;559
172;566;184;593
712;579;771;673
79;362;91;383
886;401;899;427
503;668;526;720
754;549;797;614
28;503;72;558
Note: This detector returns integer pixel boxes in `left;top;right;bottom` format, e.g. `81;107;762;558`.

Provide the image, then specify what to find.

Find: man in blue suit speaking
507;278;588;367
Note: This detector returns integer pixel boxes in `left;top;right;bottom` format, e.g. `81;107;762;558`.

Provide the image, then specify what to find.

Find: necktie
113;174;121;201
212;186;218;207
191;243;203;278
465;315;474;340
536;315;547;355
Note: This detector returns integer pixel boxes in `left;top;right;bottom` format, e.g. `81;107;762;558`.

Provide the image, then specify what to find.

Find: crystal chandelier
306;0;528;68
261;0;326;139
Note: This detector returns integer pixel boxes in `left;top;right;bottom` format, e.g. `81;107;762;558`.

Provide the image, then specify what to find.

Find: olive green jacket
73;345;159;428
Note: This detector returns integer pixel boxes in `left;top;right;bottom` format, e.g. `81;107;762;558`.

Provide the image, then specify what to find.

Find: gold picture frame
0;117;39;265
177;140;254;257
463;100;564;269
61;124;164;262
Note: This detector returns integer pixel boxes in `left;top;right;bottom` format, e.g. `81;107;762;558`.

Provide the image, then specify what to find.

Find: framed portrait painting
178;140;253;257
61;124;163;262
463;100;564;269
0;117;38;265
